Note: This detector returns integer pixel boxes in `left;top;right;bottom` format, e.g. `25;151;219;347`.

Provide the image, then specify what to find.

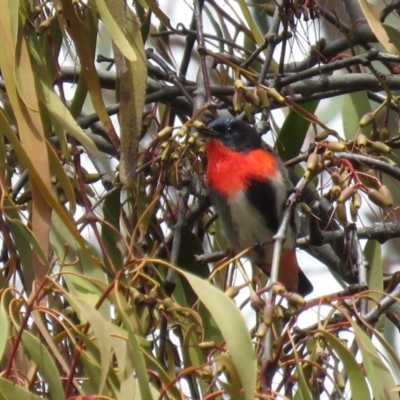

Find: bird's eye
227;127;232;133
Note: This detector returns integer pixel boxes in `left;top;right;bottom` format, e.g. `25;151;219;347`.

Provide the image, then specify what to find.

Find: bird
198;116;313;296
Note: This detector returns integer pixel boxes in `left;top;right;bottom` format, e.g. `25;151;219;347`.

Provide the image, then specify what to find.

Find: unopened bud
335;203;347;227
197;143;207;154
188;131;199;145
330;172;341;185
306;153;319;172
256;87;270;108
195;365;213;379
233;91;242;112
243;103;255;123
161;143;171;165
198;341;216;349
234;79;244;90
244;90;260;107
378;185;393;207
327;142;346;152
225;286;241;299
263;302;274;325
352;191;362;209
300;202;312;214
82;172;102;184
267;88;285;103
378;156;397;167
367;187;388;208
192;120;204;128
274;305;284;319
271;282;285;294
363;168;380;189
381;128;389;141
157;126;173;138
334;370;346;389
371;141;391;154
356;133;368;147
337;186;356;204
286;292;306;307
315;130;331;141
359;112;374;127
250;292;265;310
256;322;267;338
177;126;188;137
330;185;342;201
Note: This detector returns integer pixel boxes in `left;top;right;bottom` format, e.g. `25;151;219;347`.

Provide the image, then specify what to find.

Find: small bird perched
198;117;313;296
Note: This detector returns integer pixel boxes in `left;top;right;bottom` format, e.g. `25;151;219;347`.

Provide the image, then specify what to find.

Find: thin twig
297;222;400;247
194;0;214;110
364;284;400;323
258;2;282;83
263;175;308;362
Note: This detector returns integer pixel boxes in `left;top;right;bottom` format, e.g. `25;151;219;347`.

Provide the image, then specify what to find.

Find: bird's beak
196;126;219;138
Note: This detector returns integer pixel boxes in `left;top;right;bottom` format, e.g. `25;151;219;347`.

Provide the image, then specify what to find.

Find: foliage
1;0;400;399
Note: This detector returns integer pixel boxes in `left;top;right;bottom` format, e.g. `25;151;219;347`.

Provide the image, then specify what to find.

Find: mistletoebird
198;117;313;296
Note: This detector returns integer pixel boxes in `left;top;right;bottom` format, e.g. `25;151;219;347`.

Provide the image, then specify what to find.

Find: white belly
226;190;275;264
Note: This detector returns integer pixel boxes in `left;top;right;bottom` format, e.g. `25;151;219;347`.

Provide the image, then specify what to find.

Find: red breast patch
206;140;278;197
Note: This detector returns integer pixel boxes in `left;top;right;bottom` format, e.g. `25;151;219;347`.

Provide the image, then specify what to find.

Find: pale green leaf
358;0;398;54
64;295;112;394
0;298;8;362
276;100;319;161
364;240;383;315
93;0;137;61
115;289;153;400
181;271;256;400
323;331;371;399
383;24;400;53
0;378;43;400
21;331;65;400
352;323;397;400
342;91;371;139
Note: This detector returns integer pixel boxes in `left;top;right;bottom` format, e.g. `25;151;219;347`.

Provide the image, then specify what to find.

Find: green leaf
323;331;371;399
101;189;123;272
364;239;383;314
342;91;371;139
383;24;400;53
180;270;256;400
93;0;137;61
114;289;153;400
174;231;209;307
276;100;319;161
294;363;313;400
144;0;174;30
64;295;112;394
352;323;397;400
21;331;65;400
0;297;8;362
0;378;43;400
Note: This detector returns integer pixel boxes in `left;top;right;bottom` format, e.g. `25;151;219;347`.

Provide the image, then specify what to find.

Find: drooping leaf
63;294;112;394
342;91;372;139
276;100;319;161
0;297;8;362
358;0;399;54
323;331;371;399
92;0;137;61
180;270;256;400
383;24;400;53
352;323;397;400
21;331;65;400
0;378;43;400
101;189;123;272
364;239;383;315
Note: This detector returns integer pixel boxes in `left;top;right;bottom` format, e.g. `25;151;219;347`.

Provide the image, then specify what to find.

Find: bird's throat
206;140;278;197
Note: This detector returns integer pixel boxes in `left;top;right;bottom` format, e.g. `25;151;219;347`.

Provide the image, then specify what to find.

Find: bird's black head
198;117;262;152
